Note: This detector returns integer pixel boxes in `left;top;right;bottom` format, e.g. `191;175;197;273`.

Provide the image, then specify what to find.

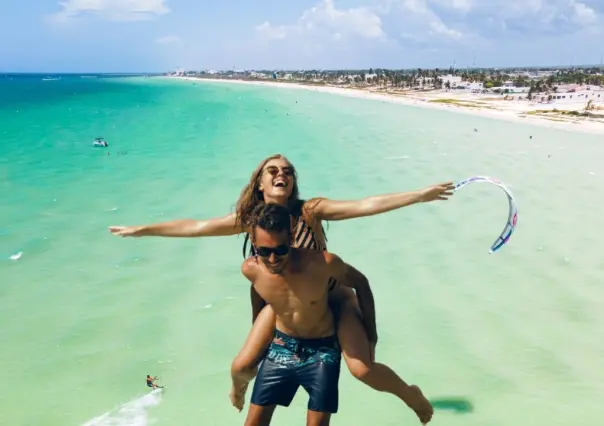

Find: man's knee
306;411;332;426
244;404;275;426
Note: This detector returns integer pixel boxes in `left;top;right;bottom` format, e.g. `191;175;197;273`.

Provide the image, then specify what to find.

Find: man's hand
108;226;146;237
418;182;455;203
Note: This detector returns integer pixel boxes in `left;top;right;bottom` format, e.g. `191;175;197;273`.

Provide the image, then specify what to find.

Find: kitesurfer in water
146;375;163;389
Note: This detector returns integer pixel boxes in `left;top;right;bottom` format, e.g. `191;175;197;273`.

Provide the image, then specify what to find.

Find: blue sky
1;0;603;72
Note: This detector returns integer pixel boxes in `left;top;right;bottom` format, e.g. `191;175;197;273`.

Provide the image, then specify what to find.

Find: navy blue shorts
250;329;341;413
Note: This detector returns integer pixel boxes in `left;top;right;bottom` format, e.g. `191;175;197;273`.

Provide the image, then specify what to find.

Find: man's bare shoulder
241;257;260;280
320;251;348;276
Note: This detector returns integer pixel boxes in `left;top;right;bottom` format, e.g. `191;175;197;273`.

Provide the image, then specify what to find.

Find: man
236;203;433;426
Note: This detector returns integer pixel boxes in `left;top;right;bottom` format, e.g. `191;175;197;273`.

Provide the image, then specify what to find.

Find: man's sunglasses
256;245;290;257
265;166;294;177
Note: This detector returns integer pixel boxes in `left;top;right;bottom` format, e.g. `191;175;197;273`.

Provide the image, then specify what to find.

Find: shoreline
163;76;604;135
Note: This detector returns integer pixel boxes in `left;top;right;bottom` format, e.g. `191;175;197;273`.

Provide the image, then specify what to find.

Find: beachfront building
501;86;530;93
439;74;463;87
249;71;270;79
456;81;484;92
166;68;186;76
547;89;604;105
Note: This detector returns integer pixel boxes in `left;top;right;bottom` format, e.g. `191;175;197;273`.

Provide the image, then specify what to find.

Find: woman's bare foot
406;385;434;424
229;381;249;412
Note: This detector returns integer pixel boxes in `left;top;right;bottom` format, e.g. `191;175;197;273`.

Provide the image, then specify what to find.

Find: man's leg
306;410;331;426
244;404;276;426
247;356;298;425
298;338;342;426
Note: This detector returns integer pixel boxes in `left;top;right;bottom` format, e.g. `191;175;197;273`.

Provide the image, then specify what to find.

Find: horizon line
2;64;604;74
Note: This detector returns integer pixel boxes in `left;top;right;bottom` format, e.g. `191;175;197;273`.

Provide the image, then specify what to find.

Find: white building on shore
438;74;462;87
547;89;603;105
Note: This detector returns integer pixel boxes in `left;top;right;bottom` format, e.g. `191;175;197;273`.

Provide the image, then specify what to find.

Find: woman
109;154;453;418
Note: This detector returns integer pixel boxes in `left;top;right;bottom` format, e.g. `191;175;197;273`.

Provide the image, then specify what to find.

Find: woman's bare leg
230;305;277;411
334;291;433;423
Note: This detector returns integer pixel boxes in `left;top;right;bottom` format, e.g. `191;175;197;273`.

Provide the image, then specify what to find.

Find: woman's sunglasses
256;245;290;257
265;166;294;177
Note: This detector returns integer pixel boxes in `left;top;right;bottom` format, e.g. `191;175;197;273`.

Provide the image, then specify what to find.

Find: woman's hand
108;226;146;237
418;182;455;202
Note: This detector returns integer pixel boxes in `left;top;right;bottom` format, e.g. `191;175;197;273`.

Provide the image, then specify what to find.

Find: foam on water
9;251;22;260
80;389;163;426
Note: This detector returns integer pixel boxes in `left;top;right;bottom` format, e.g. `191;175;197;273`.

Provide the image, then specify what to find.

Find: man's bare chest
255;270;328;305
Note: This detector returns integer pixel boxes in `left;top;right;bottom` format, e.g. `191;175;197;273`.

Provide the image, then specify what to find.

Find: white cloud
379;0;470;46
429;0;599;34
233;0;601;68
156;35;183;46
429;20;462;39
255;0;386;42
255;22;288;40
49;0;170;23
248;0;392;68
571;1;598;25
377;0;601;48
436;0;474;13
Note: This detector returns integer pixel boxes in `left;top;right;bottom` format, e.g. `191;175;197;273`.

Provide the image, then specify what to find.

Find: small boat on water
93;137;109;147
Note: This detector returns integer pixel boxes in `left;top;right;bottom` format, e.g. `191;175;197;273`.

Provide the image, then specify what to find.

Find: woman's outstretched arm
312;182;455;221
108;212;240;238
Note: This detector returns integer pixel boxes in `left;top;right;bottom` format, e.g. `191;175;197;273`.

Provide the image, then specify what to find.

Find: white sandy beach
169;76;604;135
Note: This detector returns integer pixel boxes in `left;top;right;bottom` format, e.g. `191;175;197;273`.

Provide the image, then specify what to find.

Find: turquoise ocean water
1;75;603;426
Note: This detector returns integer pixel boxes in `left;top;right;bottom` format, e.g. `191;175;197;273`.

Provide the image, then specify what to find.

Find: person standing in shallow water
238;203;433;426
109;154;454;415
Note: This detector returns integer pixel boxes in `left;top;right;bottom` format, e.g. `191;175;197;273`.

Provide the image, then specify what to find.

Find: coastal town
167;66;604;130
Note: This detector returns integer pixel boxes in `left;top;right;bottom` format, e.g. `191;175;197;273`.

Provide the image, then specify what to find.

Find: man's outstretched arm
325;253;377;344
